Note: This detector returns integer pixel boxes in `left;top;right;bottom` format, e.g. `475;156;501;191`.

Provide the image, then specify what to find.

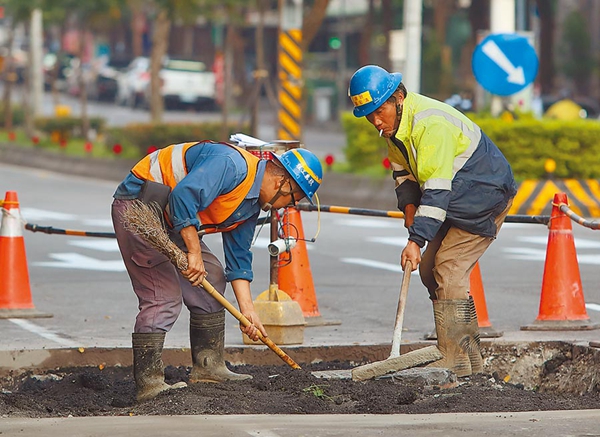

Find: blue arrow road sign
472;33;539;96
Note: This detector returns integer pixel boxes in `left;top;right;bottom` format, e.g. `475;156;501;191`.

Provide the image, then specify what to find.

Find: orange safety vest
131;141;260;233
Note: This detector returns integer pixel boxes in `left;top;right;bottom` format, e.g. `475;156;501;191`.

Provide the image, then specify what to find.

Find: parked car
115;56;150;108
89;57;131;102
143;58;217;110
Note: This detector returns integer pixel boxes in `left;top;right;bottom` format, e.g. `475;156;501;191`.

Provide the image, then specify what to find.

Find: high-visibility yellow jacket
387;92;517;246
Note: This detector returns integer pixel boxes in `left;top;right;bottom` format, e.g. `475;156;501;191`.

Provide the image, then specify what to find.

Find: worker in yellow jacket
349;65;517;377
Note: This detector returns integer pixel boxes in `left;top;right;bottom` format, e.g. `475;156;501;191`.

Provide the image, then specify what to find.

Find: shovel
351;260;442;381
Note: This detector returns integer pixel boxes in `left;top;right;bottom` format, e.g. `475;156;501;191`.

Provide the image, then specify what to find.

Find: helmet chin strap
261;177;289;211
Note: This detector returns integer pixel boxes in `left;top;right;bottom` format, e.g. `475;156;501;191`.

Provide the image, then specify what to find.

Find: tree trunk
434;0;454;96
536;0;555;95
78;27;90;141
150;10;171;123
301;0;330;52
221;22;235;140
358;0;374;66
3;26;15;131
381;0;393;71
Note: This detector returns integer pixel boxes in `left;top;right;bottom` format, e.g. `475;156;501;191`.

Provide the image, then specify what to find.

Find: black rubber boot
189;310;252;383
132;332;187;402
427;299;473;377
467;296;484;374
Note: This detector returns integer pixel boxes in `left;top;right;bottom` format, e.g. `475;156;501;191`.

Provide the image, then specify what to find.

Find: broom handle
389;260;412;359
200;279;301;370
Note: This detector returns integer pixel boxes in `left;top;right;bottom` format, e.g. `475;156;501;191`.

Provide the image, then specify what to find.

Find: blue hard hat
348;65;403;118
273;148;323;204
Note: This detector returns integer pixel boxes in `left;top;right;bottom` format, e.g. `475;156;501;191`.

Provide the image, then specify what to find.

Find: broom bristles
121;200;189;271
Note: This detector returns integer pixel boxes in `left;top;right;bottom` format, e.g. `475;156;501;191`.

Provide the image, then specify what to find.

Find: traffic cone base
521;193;597;332
0;191;52;319
521;319;600;331
244;287;305;345
0;308;52;319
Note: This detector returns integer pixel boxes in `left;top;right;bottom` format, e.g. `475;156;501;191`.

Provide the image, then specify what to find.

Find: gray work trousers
419;199;513;301
112;199;226;333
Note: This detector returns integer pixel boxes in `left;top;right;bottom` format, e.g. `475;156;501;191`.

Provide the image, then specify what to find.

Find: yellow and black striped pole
278;0;303;140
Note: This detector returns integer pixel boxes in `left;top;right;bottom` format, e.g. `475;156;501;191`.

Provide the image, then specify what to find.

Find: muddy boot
467;296;484;374
427;299;473;377
189;310;252;383
132;332;187;402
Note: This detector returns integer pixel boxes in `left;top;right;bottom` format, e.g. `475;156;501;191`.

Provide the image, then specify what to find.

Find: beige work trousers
419;199;513;301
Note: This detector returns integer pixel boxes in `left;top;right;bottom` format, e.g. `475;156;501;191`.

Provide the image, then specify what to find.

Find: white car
115;56;150;108
143;59;217;110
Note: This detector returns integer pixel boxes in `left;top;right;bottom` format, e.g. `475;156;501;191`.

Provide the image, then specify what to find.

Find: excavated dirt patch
1;342;599;417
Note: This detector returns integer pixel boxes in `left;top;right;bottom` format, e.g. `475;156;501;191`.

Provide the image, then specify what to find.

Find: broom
121;199;301;370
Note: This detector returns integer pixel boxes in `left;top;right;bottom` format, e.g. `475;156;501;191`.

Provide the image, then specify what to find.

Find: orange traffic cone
277;207;339;326
0;191;52;318
424;261;503;339
470;262;503;338
521;192;598;330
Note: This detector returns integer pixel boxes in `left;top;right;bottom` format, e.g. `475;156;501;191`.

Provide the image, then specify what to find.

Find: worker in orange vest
112;140;323;401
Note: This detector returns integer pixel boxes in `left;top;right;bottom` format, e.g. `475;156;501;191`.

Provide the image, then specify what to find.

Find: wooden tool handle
200;279;301;370
389;260;412;358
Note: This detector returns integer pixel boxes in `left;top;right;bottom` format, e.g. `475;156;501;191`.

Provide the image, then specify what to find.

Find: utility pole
30;9;44;116
490;0;515;116
277;0;303;141
403;0;422;93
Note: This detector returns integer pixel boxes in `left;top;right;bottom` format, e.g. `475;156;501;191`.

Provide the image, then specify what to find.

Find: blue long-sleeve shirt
114;141;266;282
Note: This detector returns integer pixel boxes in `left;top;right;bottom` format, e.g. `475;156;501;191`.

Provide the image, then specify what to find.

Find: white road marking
34;253;126;271
503;247;600;265
9;319;79;347
517;236;600;249
82;218;114;228
68;239;120;252
366;236;406;246
247;431;282;437
586;303;600;312
341;257;419;275
19;208;77;222
334;218;399;229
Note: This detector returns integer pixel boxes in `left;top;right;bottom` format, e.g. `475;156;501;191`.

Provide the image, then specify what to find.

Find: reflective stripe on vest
131;142;260;234
131;142;196;186
197;146;260;228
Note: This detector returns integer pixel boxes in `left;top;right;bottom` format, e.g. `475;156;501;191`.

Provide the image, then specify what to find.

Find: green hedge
474;118;600;179
106;122;250;157
34;116;107;137
0;105;26;127
341;112;388;171
341;112;600;180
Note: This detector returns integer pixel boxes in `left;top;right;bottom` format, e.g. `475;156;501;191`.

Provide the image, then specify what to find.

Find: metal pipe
295;203;550;225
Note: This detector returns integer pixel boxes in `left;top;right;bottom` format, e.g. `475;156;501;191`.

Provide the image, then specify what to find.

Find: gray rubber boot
467;296;484;374
427;299;473;377
132;332;187;402
189;310;252;383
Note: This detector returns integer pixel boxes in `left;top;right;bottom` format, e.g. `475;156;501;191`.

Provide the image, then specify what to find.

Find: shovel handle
200;279;301;370
389;260;412;358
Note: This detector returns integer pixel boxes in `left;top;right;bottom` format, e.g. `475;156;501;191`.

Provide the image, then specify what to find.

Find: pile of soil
1;343;599;417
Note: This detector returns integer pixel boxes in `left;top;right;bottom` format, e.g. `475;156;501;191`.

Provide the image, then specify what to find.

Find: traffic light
329;36;341;50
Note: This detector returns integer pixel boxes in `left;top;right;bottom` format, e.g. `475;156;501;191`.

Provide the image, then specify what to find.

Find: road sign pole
490;0;515;116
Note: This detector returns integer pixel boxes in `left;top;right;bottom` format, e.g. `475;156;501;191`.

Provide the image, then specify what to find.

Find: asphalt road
2;163;600;351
